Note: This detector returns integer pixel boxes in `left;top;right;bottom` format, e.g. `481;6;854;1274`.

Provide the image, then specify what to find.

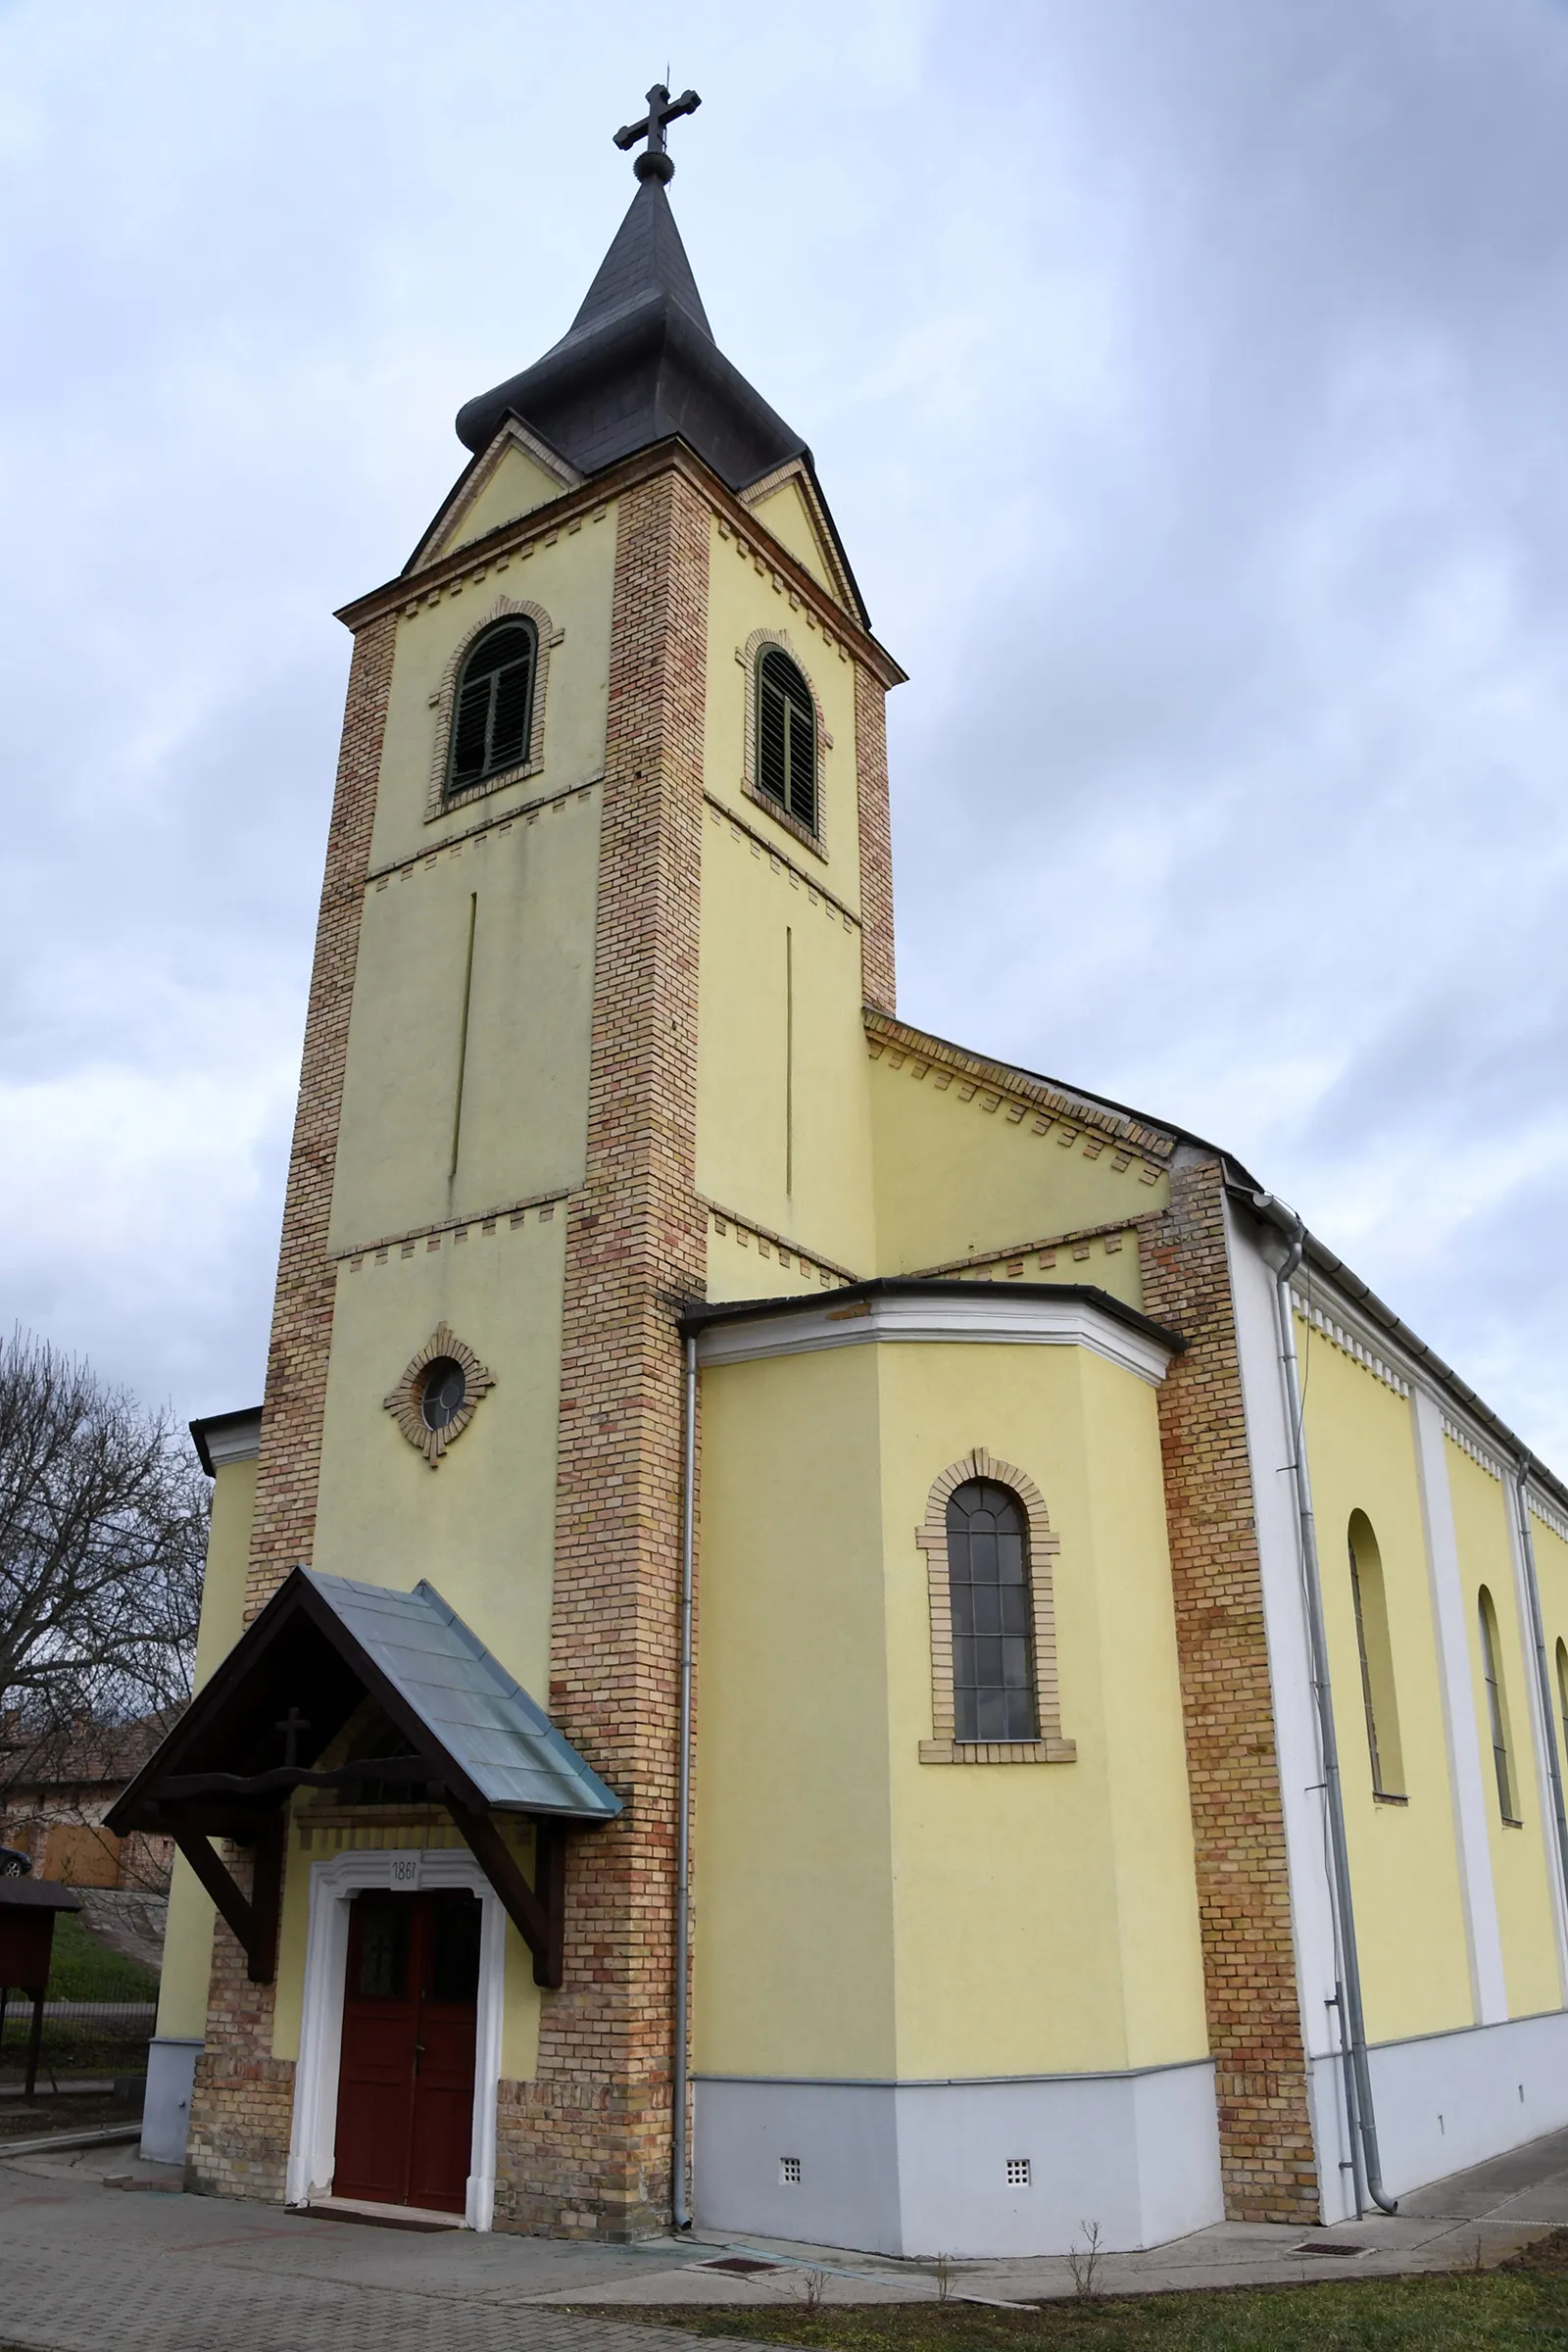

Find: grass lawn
0;1912;158;2082
589;2230;1568;2350
43;1911;159;2002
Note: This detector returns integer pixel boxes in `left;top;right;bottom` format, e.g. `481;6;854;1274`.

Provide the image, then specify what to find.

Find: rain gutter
1250;1191;1396;2217
671;1332;698;2230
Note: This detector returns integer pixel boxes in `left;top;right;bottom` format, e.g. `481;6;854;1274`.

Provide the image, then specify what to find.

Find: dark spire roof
454;174;809;492
568;167;712;342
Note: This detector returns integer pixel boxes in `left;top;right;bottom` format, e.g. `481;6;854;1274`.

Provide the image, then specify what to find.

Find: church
115;90;1568;2256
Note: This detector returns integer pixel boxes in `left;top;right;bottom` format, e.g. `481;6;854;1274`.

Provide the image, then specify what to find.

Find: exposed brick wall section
1139;1156;1320;2225
853;662;896;1013
494;466;711;2240
244;612;396;1621
185;1849;294;2202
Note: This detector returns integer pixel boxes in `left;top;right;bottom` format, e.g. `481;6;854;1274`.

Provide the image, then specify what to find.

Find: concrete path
1;2126;1567;2347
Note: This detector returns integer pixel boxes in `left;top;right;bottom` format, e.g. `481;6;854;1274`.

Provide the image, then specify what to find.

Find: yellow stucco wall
369;503;615;875
193;1455;256;1687
327;788;600;1253
155;1452;257;2039
1296;1334;1474;2040
1448;1441;1562;2017
696;802;876;1277
691;1336;1208;2082
742;477;839;599
868;1053;1167;1277
433;443;573;559
703;517;862;909
705;1210;841;1302
879;1342;1206;2078
946;1235;1145;1310
1532;1511;1568;1779
692;1345;898;2078
313;1212;565;1694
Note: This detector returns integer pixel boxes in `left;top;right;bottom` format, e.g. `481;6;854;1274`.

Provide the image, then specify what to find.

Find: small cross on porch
274;1705;311;1768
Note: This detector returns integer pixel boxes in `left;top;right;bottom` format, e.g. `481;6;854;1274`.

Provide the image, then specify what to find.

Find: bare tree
0;1329;207;1885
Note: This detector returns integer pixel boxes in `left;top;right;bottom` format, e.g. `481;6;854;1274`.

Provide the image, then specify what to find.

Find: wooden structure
0;1876;81;2100
107;1567;619;1991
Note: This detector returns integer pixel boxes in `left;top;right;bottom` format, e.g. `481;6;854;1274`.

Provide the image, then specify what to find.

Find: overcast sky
4;0;1568;1463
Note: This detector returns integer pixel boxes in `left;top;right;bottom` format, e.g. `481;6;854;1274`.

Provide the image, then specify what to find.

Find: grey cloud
3;0;1567;1463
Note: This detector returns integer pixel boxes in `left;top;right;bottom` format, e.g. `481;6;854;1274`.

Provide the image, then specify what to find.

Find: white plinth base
693;2061;1223;2257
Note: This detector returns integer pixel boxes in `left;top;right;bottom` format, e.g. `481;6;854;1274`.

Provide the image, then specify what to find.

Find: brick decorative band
854;663;896;1012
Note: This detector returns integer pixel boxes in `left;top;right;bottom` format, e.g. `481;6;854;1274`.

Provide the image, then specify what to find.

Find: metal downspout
1252;1193;1396;2217
671;1332;698;2230
1509;1459;1568;1934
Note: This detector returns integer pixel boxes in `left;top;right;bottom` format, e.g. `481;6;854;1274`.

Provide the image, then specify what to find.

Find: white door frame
285;1844;507;2230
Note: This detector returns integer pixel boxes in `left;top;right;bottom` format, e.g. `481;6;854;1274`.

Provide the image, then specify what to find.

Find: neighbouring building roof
1;1714;174;1797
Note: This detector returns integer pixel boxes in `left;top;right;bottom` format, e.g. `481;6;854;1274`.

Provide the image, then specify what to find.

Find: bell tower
185;91;903;2234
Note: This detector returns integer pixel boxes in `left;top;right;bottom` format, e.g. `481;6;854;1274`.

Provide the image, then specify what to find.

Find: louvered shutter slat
787;703;815;830
490;653;534;771
451;678;491;785
758;673;789;803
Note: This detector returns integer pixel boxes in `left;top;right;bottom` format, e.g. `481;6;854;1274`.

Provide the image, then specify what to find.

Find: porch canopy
107;1569;620;1990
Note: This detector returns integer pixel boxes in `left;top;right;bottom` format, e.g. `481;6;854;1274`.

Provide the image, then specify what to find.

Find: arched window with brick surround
947;1481;1036;1740
915;1448;1076;1765
447;617;537;797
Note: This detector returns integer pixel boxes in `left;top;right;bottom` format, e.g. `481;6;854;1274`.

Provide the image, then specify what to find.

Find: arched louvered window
756;647;817;833
946;1480;1038;1742
1478;1586;1520;1824
447;618;537;797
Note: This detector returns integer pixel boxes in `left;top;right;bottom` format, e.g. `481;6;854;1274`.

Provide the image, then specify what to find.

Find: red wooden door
333;1890;481;2213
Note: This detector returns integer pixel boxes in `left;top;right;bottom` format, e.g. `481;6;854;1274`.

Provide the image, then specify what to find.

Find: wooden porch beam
164;1817;281;1984
446;1799;564;1989
247;1810;285;1985
167;1823;256;1965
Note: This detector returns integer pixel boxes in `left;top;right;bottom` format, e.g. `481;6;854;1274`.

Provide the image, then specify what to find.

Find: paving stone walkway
0;2155;729;2352
4;2124;1568;2347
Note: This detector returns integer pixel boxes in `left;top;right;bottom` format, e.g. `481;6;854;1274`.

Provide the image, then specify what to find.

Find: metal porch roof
303;1571;621;1821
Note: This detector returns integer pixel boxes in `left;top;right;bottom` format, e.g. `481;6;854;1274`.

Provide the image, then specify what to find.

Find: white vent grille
1005;2157;1031;2187
780;2156;802;2185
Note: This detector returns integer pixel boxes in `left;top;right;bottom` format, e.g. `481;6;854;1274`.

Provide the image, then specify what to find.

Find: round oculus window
419;1358;467;1431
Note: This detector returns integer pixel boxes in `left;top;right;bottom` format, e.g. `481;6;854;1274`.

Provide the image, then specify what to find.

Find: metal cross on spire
613;82;701;184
